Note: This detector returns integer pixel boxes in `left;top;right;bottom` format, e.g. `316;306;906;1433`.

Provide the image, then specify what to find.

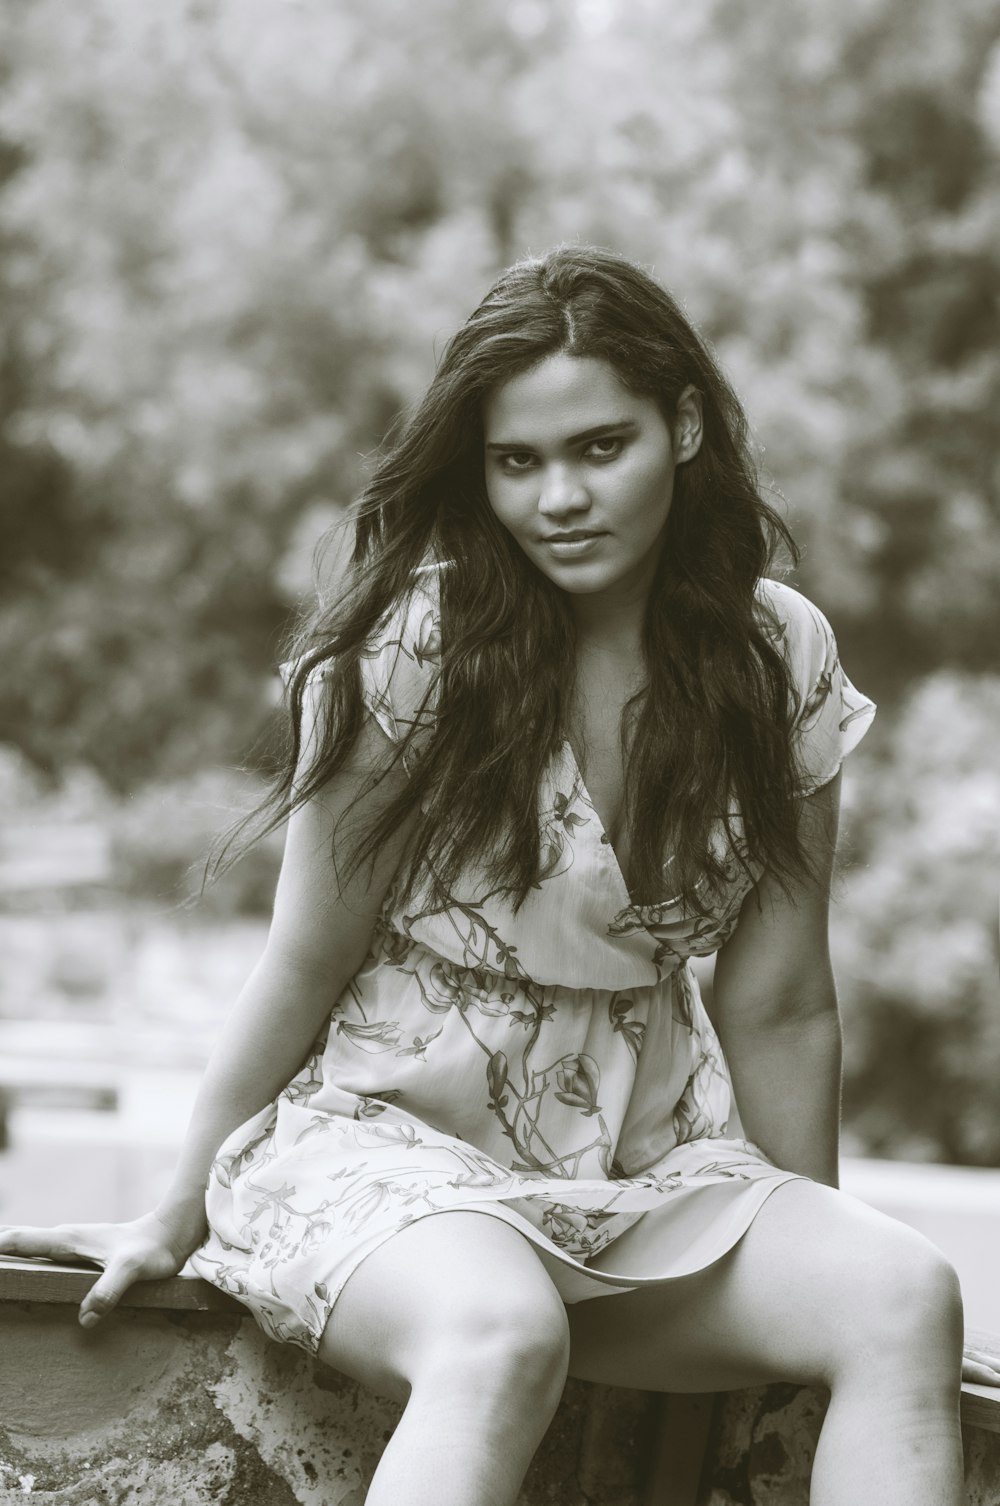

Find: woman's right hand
0;1209;200;1327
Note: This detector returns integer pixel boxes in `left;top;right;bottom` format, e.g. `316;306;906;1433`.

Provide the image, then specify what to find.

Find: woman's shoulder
279;562;443;685
753;573;829;633
365;558;446;661
358;559;447;749
752;575;840;691
754;575;877;792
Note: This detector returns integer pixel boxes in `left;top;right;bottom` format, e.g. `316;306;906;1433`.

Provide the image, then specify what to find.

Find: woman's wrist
149;1195;209;1254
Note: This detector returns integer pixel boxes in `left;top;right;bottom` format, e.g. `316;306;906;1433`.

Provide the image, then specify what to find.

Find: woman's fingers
0;1223;109;1266
0;1220;186;1330
963;1347;1000;1387
78;1253;144;1328
0;1222;121;1328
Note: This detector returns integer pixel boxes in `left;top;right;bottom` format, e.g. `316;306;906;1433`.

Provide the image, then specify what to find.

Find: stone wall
0;1261;997;1505
699;1382;1000;1506
0;1270;658;1506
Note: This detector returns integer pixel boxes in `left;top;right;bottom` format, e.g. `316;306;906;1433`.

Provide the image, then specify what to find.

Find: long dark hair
227;245;809;913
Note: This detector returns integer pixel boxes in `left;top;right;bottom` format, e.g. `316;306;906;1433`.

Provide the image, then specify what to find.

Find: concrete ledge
1;1258;998;1504
0;1258;658;1506
0;1255;244;1313
962;1330;1000;1437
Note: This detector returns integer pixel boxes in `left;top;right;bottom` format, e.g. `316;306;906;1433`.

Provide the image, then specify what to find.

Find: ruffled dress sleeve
277;564;443;775
357;563;443;769
756;578;877;795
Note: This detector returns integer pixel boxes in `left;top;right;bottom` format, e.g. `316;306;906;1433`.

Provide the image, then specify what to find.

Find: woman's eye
584;436;624;461
498;452;536;473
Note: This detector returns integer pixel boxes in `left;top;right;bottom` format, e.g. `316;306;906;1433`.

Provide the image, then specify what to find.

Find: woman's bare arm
710;771;843;1187
155;711;417;1241
0;696;417;1321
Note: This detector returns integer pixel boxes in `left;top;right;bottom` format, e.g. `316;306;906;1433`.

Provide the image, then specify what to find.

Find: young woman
2;247;997;1504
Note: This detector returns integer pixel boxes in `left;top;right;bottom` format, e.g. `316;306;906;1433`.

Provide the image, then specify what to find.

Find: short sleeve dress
187;569;877;1355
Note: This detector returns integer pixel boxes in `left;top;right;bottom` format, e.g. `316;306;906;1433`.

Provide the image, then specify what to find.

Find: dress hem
302;1168;805;1358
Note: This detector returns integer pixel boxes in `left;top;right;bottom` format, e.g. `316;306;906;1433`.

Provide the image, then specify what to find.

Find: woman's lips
542;531;606;557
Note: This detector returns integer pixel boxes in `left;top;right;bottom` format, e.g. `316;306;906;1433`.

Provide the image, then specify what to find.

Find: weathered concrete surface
0;1304;305;1505
700;1386;824;1505
700;1383;1000;1506
965;1426;1000;1506
3;1291;997;1504
0;1300;656;1505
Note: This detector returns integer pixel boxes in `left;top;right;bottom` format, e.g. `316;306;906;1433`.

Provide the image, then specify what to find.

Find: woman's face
482;352;702;605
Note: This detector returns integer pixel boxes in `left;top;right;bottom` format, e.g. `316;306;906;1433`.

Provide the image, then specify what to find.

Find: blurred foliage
0;0;998;1161
836;673;1000;1164
106;768;284;918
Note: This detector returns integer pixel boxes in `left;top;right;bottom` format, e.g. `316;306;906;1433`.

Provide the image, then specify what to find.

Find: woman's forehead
482;352;657;445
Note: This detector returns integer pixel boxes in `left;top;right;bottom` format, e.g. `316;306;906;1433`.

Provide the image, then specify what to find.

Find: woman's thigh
566;1179;963;1393
317;1210;570;1403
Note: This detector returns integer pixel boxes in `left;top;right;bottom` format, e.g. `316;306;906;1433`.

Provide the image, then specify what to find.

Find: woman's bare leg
567;1180;964;1506
316;1211;570;1506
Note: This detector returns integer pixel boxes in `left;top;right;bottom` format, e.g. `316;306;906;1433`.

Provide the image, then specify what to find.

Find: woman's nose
538;465;590;518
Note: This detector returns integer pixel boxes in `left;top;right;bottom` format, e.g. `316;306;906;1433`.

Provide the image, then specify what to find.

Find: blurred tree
505;0;1000;671
1;0;998;1164
504;0;901;617
836;672;1000;1165
0;0;537;784
3;0;999;781
839;0;1000;680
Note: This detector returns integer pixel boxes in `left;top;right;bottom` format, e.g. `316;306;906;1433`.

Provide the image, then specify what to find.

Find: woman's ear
674;385;704;463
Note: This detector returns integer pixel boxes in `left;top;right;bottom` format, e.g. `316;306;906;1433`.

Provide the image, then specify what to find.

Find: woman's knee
425;1279;572;1407
317;1213;570;1409
826;1221;964;1379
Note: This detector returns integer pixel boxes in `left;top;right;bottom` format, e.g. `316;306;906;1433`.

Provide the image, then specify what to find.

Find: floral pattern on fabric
189;569;877;1355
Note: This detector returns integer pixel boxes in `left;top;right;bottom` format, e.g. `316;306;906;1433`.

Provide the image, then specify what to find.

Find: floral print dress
188;569;877;1355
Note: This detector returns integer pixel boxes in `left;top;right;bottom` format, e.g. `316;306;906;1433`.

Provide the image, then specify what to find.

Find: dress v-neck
559;737;638;907
559;738;709;921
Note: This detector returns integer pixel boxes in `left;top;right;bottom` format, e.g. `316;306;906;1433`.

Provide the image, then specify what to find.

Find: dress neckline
559;737;640;906
558;738;732;918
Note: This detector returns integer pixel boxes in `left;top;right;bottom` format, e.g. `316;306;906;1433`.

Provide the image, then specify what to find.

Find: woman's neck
570;588;647;663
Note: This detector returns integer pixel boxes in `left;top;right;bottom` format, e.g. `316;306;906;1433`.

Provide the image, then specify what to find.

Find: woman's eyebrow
485;419;638;451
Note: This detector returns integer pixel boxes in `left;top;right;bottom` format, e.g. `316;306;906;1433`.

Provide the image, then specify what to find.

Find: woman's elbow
714;968;840;1036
